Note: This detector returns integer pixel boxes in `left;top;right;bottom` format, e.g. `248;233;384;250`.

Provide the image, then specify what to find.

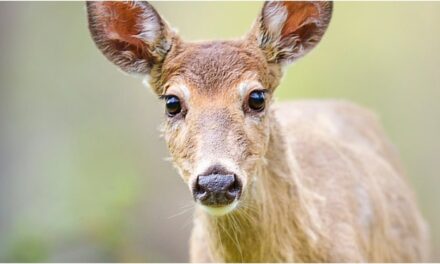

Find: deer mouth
199;200;240;216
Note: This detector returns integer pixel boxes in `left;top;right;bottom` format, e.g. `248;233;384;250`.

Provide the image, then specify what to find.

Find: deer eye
165;95;182;116
248;90;266;111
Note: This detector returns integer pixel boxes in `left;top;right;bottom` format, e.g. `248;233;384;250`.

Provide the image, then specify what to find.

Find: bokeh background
0;1;439;262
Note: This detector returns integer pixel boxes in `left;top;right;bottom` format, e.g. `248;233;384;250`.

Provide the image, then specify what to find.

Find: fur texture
189;100;429;262
86;1;430;262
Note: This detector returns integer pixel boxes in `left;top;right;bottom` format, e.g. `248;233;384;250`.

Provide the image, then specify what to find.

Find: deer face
160;42;275;215
87;1;332;215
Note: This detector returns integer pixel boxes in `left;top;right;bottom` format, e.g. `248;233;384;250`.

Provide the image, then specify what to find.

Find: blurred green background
0;1;439;262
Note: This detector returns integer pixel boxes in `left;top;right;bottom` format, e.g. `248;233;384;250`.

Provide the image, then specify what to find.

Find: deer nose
193;174;242;206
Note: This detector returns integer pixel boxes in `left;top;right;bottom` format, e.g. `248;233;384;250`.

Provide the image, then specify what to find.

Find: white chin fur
199;200;239;216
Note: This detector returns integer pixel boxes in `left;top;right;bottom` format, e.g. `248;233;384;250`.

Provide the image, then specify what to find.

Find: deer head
87;1;332;216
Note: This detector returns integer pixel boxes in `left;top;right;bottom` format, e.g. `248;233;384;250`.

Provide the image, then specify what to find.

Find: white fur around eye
165;83;191;102
237;81;264;98
179;85;191;102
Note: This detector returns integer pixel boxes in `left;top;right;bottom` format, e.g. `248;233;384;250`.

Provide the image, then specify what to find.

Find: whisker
228;214;244;262
167;204;195;219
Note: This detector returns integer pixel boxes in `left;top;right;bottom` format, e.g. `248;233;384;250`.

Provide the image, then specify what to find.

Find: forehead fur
158;40;280;95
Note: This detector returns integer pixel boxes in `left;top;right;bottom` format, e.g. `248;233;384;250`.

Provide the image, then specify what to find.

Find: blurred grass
0;1;439;262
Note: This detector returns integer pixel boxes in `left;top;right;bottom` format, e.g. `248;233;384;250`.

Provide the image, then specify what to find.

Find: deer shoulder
273;99;428;261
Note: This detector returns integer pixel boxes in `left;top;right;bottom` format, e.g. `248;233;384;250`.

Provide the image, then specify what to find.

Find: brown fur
189;101;429;262
86;1;429;262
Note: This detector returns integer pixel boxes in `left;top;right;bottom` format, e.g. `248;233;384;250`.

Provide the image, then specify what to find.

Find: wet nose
193;174;242;206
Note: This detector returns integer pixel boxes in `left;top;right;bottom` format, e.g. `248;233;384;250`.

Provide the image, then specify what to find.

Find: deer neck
197;111;322;262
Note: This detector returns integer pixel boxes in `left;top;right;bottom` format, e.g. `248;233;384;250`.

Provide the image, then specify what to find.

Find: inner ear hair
257;1;333;65
86;1;174;75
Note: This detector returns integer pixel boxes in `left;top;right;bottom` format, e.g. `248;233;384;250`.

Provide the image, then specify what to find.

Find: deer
86;1;429;262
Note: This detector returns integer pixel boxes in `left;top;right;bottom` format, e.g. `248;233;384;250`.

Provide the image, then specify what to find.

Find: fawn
86;1;429;262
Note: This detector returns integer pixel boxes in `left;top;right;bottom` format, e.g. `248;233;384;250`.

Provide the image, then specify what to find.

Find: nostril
226;175;242;199
194;173;242;206
197;190;208;201
225;190;237;200
193;179;208;201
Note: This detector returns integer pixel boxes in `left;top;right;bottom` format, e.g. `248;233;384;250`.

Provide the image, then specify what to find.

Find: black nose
193;174;242;206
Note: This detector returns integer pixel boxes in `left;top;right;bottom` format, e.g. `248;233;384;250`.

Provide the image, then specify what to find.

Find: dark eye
165;95;182;116
248;90;266;111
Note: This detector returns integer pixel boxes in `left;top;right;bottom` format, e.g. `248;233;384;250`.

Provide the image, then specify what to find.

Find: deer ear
255;1;333;65
86;1;175;75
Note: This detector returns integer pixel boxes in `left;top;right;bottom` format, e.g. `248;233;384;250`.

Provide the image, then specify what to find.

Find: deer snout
193;174;242;207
